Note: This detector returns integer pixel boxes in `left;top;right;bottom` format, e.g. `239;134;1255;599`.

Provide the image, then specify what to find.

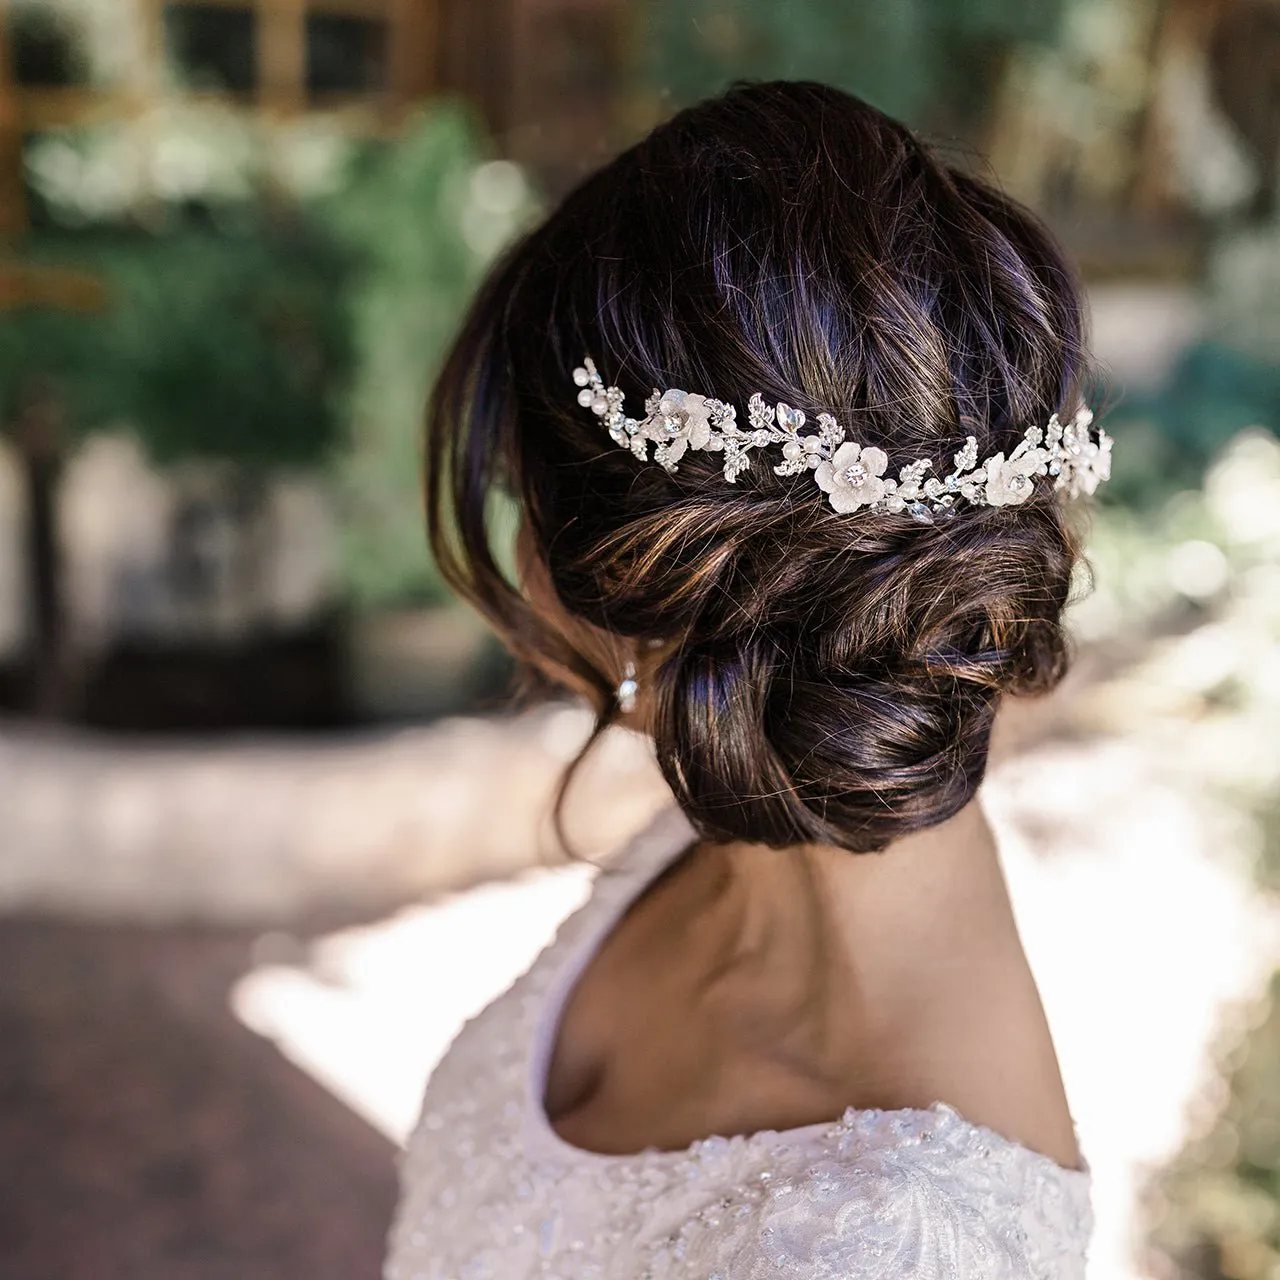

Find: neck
705;798;1009;1096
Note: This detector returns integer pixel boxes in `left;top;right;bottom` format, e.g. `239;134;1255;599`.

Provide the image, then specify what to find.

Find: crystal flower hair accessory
572;357;1111;523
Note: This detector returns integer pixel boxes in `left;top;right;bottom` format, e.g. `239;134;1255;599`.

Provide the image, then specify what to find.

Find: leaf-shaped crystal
776;404;805;431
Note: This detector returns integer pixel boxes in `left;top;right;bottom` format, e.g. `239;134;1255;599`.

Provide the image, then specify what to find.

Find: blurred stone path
0;919;397;1280
0;706;669;925
0;705;670;1280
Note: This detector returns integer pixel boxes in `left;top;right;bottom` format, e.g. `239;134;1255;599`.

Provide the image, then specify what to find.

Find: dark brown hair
426;81;1090;854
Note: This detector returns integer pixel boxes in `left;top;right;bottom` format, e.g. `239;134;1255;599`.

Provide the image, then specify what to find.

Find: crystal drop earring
616;661;638;715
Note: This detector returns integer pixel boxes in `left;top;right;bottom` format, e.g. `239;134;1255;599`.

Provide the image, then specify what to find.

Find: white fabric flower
984;446;1049;507
646;389;714;465
814;442;889;513
1070;432;1112;496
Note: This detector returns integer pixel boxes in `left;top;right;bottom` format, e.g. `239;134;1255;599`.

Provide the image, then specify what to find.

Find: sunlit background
1;1;1279;1277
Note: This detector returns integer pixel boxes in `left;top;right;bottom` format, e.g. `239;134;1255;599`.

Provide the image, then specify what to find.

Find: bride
387;79;1108;1279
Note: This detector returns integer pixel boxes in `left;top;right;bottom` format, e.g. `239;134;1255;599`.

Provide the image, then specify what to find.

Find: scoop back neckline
523;804;1090;1182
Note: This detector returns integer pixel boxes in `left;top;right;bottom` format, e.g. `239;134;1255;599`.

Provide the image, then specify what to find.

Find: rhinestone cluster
572;357;1112;524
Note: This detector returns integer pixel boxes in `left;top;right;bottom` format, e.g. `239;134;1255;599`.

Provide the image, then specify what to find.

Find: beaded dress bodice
385;807;1093;1279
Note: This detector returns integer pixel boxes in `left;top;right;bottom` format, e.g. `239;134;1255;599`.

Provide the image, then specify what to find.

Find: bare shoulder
908;952;1083;1172
827;800;1084;1174
884;835;1082;1170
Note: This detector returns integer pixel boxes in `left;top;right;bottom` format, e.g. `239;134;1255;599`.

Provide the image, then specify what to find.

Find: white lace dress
385;806;1093;1279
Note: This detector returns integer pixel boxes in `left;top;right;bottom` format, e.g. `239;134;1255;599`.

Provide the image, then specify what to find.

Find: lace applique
649;1107;1091;1278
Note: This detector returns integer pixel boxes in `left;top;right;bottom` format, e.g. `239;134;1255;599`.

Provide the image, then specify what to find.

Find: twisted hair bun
426;81;1090;853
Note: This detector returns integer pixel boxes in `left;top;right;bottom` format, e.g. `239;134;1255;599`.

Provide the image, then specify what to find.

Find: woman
387;81;1108;1278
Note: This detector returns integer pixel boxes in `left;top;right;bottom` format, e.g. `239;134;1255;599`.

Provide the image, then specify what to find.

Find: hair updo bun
426;80;1091;854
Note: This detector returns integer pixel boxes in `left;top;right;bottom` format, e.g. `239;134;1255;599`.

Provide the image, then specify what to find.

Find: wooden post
258;0;307;116
388;0;436;119
0;0;27;240
10;380;67;716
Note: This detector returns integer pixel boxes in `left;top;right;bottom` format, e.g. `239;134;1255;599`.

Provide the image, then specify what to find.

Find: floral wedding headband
572;357;1112;522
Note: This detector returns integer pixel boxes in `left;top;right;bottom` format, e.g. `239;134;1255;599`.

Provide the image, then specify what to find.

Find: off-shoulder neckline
524;805;1090;1184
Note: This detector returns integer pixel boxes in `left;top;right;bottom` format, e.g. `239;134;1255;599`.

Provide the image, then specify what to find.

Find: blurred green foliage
645;0;1067;130
3;102;535;612
0;218;352;469
1103;343;1280;510
1149;972;1280;1280
318;105;537;609
1106;220;1280;511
